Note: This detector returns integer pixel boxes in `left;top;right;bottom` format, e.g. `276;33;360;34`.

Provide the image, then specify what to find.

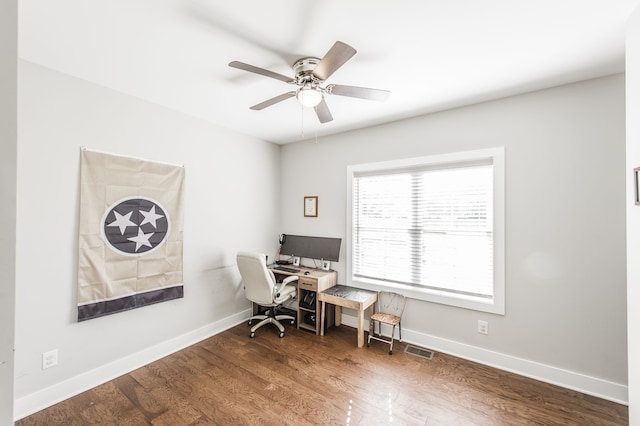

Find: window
347;148;504;314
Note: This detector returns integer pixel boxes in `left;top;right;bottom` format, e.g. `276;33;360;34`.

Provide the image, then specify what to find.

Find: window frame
346;147;505;315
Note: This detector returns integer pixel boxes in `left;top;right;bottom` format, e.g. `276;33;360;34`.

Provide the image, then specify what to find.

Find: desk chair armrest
275;276;298;301
282;275;299;286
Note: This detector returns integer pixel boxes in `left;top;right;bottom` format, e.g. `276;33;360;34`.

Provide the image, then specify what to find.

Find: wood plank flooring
17;323;628;425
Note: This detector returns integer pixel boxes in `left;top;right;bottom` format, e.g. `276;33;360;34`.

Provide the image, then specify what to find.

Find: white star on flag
127;228;155;252
107;211;136;235
140;205;165;228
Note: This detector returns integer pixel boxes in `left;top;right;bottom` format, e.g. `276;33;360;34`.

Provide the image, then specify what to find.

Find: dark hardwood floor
17;322;628;425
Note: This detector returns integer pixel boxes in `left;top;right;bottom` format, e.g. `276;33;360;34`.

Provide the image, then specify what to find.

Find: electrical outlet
42;349;58;370
477;320;489;335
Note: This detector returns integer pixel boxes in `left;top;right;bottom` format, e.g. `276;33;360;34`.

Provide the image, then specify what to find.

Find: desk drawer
298;277;317;291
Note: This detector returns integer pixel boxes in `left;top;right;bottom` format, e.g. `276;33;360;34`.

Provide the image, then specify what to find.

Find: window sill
348;276;505;315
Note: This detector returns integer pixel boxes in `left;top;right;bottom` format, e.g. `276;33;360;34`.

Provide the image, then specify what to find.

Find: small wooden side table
318;285;378;348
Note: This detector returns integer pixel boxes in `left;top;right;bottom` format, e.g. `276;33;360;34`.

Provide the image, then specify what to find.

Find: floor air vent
405;345;434;360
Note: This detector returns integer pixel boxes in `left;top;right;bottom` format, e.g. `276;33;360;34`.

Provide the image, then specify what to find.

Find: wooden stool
367;292;406;354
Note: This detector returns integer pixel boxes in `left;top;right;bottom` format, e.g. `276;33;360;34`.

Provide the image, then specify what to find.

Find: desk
270;266;337;335
318;285;378;348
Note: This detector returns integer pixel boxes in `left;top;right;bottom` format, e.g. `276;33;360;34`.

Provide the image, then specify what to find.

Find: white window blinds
352;162;494;298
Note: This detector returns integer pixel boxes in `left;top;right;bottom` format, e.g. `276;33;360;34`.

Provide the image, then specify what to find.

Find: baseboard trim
15;309;628;421
339;315;628;405
14;309;251;421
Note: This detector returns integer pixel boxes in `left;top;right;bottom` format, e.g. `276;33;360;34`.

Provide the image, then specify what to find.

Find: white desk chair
237;251;298;338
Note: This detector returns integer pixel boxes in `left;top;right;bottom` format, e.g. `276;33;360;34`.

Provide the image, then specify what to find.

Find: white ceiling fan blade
250;92;296;110
312;41;357;81
314;98;333;123
327;84;390;102
229;61;294;84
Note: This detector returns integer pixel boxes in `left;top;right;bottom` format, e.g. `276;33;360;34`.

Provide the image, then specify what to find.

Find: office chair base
248;313;295;338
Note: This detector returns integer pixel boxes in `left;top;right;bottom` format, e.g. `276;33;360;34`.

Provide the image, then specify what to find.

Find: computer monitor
279;234;342;262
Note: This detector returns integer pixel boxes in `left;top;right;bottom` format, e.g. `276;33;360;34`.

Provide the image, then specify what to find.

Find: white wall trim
340;316;628;405
14;307;627;421
14;309;251;421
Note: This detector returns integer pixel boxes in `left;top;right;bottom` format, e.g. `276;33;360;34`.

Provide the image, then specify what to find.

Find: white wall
627;6;640;424
281;75;628;402
14;61;282;419
0;0;17;423
11;58;629;420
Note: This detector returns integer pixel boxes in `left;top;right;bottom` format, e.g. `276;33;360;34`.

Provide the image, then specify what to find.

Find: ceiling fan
228;41;390;123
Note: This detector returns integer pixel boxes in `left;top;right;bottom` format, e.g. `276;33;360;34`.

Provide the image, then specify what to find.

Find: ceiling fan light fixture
297;87;323;107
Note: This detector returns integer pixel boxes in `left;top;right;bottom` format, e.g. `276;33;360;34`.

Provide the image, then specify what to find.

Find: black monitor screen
279;234;342;262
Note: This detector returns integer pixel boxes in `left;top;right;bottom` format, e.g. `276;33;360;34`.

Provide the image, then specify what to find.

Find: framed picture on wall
635;167;640;206
304;196;318;217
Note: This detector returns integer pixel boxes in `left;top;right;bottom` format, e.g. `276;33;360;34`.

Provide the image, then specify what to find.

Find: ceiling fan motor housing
293;57;322;85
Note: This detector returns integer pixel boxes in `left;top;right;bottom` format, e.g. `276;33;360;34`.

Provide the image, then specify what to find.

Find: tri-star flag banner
77;149;185;321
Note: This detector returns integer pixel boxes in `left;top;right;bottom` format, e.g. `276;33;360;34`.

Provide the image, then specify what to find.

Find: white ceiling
19;0;640;144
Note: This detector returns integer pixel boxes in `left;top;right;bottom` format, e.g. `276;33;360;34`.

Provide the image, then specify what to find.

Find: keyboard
273;266;300;273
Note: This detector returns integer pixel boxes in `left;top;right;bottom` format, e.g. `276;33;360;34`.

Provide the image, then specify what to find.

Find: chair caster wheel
249;332;255;338
279;332;285;338
291;320;295;325
367;342;370;347
389;350;393;355
248;320;253;326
